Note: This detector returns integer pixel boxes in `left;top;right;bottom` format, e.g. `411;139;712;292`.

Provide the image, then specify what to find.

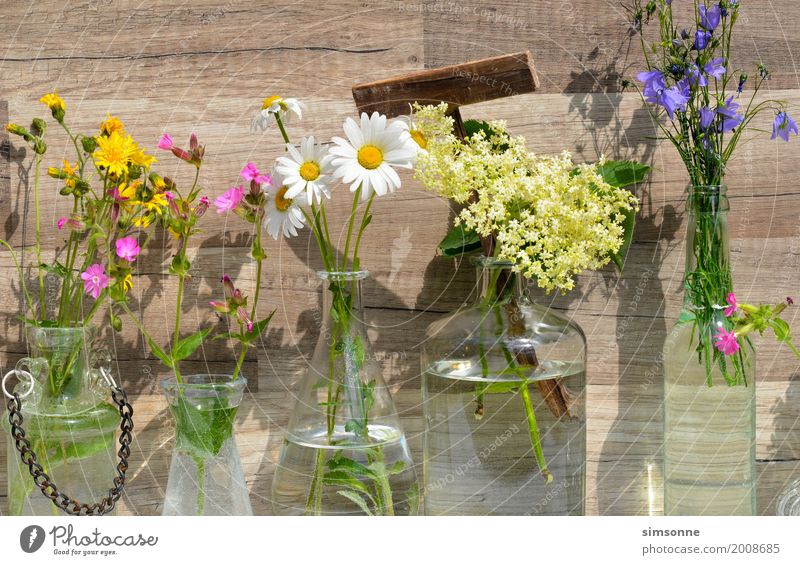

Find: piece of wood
352;51;540;118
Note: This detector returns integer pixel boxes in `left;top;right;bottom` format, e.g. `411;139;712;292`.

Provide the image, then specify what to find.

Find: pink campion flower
723;292;738;317
195;195;210;217
788;297;795;306
157;133;174;150
57;217;67;230
164;191;175;202
240;162;271;185
714;327;740;356
115;236;141;261
80;264;110;300
214;186;244;214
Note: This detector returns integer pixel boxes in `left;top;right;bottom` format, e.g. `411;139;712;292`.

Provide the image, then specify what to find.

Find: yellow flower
131;146;156;168
122;274;133;293
132;215;152;228
62;159;78;176
93;130;137;177
167;227;182;240
117;181;139;201
153;176;167;191
100;115;125;136
139;192;168;213
39;92;65;112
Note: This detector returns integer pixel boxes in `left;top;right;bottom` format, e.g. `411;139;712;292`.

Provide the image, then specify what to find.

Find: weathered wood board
1;0;799;516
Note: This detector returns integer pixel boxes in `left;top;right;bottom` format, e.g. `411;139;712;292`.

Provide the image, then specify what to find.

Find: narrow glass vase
421;257;586;515
161;374;252;516
663;185;756;516
4;325;119;516
272;270;419;516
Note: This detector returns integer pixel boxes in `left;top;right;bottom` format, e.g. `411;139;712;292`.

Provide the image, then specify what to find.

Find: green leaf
482;382;521;394
770;318;792;342
335;490;374;516
245;311;275;343
171;394;238;458
677;310;696;325
595;160;651;188
173;328;211;361
437;224;482;257
147;337;173;368
38;261;69;278
387;460;406;475
322;470;370;494
213;331;242;341
610;203;636;272
327;454;374;478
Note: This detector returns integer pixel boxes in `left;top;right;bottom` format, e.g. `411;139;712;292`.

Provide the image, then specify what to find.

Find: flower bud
81;136;97;153
30;118;47;136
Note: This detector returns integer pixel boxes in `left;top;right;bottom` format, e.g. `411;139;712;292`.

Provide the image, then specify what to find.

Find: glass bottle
272;270;419;515
421;257;586;515
161;374;252;515
4;325;119;516
663;185;756;515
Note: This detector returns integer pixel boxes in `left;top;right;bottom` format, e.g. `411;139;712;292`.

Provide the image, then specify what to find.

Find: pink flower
214;186;244;214
57;217;67;230
723;292;738;317
80;264;110;300
115;236;141;261
788;297;795;306
240;162;271;185
164;191;175;202
714;327;740;356
157;133;173;150
200;196;210;205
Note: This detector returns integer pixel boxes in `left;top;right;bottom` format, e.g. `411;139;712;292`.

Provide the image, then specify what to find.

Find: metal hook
98;366;118;389
2;369;35;400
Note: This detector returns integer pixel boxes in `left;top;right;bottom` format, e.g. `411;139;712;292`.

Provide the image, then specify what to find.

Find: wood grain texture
353;50;539;117
2;0;800;516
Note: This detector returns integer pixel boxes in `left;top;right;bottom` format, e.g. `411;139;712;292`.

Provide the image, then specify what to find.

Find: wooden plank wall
1;0;799;515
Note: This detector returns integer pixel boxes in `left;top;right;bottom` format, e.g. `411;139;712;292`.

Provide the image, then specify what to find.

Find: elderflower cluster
413;103;639;293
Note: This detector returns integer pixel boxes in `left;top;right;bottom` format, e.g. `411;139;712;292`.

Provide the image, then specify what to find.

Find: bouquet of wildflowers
4;93;163;397
629;0;800;384
252;96;419;515
410;102;647;481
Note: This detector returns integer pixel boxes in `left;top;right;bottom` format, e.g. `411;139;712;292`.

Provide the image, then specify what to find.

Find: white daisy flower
263;167;306;239
397;114;428;154
275;136;335;205
329;112;417;201
251;96;306;132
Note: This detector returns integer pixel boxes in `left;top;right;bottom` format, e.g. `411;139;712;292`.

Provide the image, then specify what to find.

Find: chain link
6;387;134;516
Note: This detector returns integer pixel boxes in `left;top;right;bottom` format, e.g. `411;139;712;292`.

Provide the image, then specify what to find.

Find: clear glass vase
421;257;586;515
161;374;252;516
663;185;756;516
272;270;419;515
3;325;119;516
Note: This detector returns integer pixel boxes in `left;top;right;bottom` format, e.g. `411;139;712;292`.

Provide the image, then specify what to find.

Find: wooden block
352;51;540;118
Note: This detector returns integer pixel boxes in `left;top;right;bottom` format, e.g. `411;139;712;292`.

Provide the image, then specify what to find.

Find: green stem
275;114;291;145
172;274;185;383
519;377;553;484
341;186;362;271
305;449;325;516
350;192;375;273
0;239;35;316
34;153;45;319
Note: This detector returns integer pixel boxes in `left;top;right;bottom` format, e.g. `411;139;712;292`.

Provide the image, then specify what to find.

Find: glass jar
663;186;756;515
4;325;119;516
421;257;586;515
272;270;419;515
161;374;252;516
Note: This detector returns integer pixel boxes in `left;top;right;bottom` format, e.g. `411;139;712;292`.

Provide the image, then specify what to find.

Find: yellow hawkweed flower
93;130;138;177
132;215;152;228
62;159;78;176
123;274;133;293
138;192;168;213
100;115;125;136
131;146;156;168
39;92;65;112
117;181;139;201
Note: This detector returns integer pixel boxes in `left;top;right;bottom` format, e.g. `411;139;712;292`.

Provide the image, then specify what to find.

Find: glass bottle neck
474;260;525;305
684;186;731;309
318;272;367;332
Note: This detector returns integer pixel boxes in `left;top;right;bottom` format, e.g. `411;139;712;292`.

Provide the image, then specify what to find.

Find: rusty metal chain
6;387;134;516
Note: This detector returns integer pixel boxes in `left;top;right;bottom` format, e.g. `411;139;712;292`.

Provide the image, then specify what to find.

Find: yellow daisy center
274;187;292;211
299;161;321;181
410;129;427;149
262;95;282;110
357;145;383;170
